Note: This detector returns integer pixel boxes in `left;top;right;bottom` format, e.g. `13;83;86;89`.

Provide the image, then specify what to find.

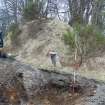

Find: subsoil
0;58;104;105
26;82;97;105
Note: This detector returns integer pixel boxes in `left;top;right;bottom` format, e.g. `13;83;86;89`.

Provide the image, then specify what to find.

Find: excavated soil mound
5;19;72;69
0;58;100;105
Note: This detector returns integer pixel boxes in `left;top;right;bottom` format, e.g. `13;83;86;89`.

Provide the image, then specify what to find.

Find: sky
0;0;3;9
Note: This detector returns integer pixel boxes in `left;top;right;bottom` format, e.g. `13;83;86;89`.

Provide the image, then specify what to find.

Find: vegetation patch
63;24;105;57
23;2;41;21
8;23;21;46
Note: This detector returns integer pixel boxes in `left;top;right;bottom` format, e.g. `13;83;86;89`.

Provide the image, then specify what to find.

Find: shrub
9;23;21;46
64;29;76;49
63;24;105;57
23;2;41;21
79;25;105;55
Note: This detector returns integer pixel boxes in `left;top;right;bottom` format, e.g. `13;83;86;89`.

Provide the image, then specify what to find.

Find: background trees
0;0;105;35
1;0;104;26
68;0;105;27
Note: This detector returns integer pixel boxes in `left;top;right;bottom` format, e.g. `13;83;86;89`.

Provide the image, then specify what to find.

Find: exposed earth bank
0;58;105;105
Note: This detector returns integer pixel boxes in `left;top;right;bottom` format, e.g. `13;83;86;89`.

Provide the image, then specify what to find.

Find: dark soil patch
29;82;97;105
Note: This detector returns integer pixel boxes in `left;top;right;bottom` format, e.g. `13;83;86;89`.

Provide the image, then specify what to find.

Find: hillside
5;19;105;81
6;19;73;68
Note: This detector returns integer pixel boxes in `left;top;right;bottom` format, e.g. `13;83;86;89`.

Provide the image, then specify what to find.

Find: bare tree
68;0;91;25
44;0;59;18
67;0;105;27
91;0;104;28
4;0;18;23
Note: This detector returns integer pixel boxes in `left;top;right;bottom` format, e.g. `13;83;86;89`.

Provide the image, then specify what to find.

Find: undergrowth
63;24;105;57
9;23;21;46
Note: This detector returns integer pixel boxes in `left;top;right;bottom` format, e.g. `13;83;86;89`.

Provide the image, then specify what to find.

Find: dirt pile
5;18;72;69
